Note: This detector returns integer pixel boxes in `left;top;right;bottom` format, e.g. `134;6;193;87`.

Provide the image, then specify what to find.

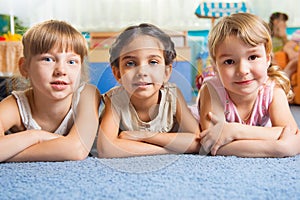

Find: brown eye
224;59;234;65
249;55;258;61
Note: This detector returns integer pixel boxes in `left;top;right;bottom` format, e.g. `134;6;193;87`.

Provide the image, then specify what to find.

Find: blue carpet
1;154;300;200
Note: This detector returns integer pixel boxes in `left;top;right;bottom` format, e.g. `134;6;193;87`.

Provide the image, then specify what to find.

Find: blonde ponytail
268;64;294;102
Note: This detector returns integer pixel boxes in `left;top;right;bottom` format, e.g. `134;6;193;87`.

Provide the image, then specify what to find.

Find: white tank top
104;82;178;133
11;84;85;136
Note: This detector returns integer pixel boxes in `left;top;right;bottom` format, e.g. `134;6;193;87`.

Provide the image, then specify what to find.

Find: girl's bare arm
120;88;201;154
97;96;173;158
0;96;61;162
216;126;300;157
200;84;298;157
7;84;101;162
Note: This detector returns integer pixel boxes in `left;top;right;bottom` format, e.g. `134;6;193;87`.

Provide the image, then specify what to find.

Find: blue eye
149;60;159;65
69;60;76;65
126;61;136;67
44;57;54;62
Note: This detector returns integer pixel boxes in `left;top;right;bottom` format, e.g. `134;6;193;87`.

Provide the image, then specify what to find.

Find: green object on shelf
0;14;28;36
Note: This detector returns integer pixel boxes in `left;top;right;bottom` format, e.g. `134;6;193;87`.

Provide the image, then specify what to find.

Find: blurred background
1;0;299;31
0;0;299;102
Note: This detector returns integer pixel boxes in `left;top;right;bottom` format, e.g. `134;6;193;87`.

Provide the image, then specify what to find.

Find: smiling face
21;47;82;101
112;35;172;103
214;35;271;101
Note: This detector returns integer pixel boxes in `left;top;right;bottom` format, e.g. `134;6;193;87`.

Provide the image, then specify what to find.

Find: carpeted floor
1;154;300;200
1;105;300;199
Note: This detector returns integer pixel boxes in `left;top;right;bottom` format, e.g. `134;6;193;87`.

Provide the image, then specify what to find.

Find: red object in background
0;36;6;41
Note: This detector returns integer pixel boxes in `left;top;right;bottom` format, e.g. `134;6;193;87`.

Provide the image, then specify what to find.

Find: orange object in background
274;51;300;104
273;51;289;69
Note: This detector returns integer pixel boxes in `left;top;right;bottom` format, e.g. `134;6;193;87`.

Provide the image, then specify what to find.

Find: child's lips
50;80;69;90
234;79;253;85
133;82;152;86
50;80;68;85
132;82;153;89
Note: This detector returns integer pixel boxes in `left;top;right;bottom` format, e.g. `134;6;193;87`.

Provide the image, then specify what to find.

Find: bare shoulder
0;95;19;112
273;85;286;93
272;85;288;101
198;84;212;106
76;84;101;112
175;87;185;102
81;83;101;95
80;84;101;101
270;85;291;112
269;85;298;128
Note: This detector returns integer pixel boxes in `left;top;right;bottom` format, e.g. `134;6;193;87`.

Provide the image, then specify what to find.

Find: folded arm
199;84;299;157
119;88;201;154
97;97;174;158
216;126;300;157
0;96;60;162
7;84;101;162
119;131;199;154
0;130;60;162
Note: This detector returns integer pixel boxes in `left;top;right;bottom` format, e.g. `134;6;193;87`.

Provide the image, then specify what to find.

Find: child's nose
136;64;148;77
54;62;67;76
237;61;250;76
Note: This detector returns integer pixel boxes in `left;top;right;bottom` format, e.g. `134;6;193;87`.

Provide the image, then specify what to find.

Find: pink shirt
204;76;274;127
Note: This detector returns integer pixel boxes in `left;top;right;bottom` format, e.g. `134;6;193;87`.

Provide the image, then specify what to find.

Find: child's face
113;35;171;101
23;47;82;100
273;19;287;38
214;35;270;100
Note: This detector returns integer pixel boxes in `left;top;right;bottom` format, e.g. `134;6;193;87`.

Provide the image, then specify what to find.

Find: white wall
251;0;300;27
0;0;299;32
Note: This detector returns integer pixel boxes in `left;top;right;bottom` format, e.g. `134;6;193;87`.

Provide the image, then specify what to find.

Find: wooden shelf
89;31;188;50
90;32;119;49
0;41;23;76
88;47;190;63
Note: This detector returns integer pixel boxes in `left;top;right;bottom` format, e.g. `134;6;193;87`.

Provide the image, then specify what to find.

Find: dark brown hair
269;12;289;37
109;23;176;68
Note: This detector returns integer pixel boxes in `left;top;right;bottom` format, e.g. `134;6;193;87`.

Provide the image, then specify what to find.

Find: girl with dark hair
269;12;289;52
98;23;201;158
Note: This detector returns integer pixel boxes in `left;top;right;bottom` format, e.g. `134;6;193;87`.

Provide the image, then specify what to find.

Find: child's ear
112;66;122;83
18;57;28;78
164;64;172;82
